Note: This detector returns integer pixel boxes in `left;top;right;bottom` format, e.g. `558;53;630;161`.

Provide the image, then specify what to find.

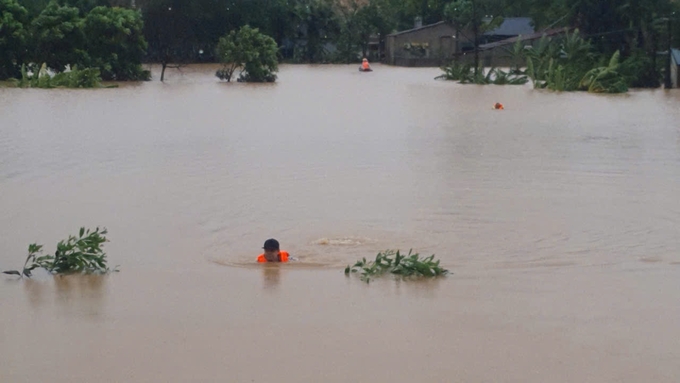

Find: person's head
262;238;280;262
363;58;368;62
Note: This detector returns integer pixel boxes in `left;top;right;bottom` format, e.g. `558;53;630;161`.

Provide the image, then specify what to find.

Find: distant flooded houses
384;17;570;68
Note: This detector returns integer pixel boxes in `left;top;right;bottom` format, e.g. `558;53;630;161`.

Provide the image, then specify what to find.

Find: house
672;48;680;88
477;28;574;67
385;21;473;67
482;17;534;44
384;17;535;67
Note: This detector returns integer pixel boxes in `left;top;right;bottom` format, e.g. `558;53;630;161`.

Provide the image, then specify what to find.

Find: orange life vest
362;61;370;70
257;251;290;263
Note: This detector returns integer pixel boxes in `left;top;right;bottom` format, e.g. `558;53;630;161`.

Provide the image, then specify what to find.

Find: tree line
138;0;680;62
1;0;149;80
2;0;679;83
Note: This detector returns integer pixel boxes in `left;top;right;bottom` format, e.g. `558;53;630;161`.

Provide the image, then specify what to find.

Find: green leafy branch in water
345;250;449;283
3;227;116;278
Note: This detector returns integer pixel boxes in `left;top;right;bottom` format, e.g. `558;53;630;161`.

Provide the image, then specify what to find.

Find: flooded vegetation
345;250;449;283
3;227;113;278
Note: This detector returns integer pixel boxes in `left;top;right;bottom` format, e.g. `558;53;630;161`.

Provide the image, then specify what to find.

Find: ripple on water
312;236;376;246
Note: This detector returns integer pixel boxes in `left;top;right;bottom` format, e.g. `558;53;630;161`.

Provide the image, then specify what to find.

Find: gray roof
479;28;574;50
386;21;448;37
484;17;534;36
672;48;680;66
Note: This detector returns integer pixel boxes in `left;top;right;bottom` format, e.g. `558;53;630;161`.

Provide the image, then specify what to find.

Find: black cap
263;238;280;250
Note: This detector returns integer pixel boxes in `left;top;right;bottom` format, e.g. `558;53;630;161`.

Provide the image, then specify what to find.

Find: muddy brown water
1;64;680;382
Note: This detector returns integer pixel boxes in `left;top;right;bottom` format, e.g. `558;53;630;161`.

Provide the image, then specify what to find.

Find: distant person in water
257;239;290;263
361;58;371;71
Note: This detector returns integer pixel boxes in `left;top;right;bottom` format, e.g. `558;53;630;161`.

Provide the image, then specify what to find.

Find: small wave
313;237;375;246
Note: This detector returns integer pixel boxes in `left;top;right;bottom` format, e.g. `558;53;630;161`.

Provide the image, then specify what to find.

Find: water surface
1;64;680;382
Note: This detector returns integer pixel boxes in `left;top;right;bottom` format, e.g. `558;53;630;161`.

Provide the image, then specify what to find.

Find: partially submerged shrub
3;227;115;278
9;63;112;88
578;51;628;93
619;50;660;88
523;30;629;93
435;62;473;81
489;68;529;85
216;25;278;83
345;250;449;283
436;62;527;85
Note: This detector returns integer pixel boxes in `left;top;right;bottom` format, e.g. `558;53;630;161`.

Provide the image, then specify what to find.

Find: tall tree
31;1;87;72
83;6;149;80
445;0;502;73
0;0;29;79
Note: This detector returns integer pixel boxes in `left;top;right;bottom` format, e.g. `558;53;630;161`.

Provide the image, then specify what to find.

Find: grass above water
345;250;449;283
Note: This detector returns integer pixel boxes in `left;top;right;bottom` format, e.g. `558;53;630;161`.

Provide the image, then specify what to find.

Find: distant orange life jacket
257;251;290;263
362;61;370;70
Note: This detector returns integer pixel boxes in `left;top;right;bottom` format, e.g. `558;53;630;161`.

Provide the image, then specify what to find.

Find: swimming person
257;238;290;263
361;58;371;71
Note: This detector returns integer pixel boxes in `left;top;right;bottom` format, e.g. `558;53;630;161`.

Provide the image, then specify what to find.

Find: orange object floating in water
493;103;504;110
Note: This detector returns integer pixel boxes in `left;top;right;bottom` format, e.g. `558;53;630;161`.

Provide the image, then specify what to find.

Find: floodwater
1;64;680;382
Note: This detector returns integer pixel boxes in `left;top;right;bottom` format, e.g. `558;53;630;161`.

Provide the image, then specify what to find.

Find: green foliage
332;0;397;63
140;0;209;65
293;0;339;63
492;68;529;85
58;0;108;14
505;37;527;75
333;1;366;63
436;62;527;85
619;50;661;88
216;25;278;83
139;0;396;63
0;0;29;79
523;34;562;89
30;1;87;72
444;0;503;33
3;227;115;278
443;0;505;74
344;250;449;283
9;63;107;88
521;29;628;93
579;51;629;93
435;61;473;81
11;0;680;73
4;1;149;82
82;6;150;81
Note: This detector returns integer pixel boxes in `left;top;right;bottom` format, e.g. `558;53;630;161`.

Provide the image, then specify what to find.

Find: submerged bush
619;51;661;88
3;227;115;278
523;30;629;93
345;250;449;283
435;62;473;81
578;51;628;93
9;63;110;88
436;62;527;85
216;25;278;83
